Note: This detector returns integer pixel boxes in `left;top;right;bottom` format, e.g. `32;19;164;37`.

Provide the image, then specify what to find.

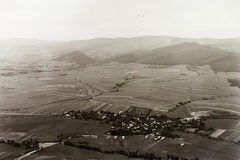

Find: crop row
32;99;131;115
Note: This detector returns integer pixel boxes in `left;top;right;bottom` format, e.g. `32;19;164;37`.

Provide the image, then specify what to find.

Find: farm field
0;115;111;141
87;63;240;116
1;62;239;116
25;144;139;160
67;132;240;160
0;143;25;160
173;131;240;160
1;62;240;159
0;115;136;160
1;113;240;160
189;95;240;115
1;63;239;122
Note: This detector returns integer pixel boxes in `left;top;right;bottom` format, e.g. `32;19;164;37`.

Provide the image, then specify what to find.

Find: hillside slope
1;36;239;61
107;42;240;72
54;51;97;65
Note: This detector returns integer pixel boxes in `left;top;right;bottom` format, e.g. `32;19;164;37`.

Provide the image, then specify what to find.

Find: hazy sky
0;0;239;40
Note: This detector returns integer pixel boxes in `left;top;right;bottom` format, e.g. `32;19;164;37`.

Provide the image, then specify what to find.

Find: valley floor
0;62;240;159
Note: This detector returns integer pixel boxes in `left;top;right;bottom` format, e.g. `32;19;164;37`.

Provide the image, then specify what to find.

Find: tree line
64;140;199;160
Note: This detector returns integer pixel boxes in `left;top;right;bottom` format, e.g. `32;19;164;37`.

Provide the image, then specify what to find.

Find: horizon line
1;34;240;42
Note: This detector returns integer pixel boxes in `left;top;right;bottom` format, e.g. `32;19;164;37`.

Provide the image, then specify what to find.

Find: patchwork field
25;144;136;160
0;143;25;160
1;62;240;159
0;115;111;141
1;62;239;117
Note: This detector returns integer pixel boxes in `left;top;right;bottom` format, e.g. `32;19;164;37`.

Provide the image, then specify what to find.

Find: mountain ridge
106;42;240;72
54;50;97;66
0;36;239;70
1;35;240;54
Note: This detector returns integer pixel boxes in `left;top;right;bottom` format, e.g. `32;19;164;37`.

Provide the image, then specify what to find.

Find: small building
186;128;198;133
91;134;98;138
82;135;91;138
39;142;58;149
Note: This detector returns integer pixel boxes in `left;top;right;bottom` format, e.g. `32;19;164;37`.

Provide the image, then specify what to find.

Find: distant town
61;107;212;140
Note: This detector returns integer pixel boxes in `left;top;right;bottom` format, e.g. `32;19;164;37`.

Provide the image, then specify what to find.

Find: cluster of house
62;109;212;140
2;65;61;73
2;63;83;74
33;66;60;72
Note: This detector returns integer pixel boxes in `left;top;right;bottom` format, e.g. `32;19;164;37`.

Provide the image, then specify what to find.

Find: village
0;61;85;77
61;107;213;141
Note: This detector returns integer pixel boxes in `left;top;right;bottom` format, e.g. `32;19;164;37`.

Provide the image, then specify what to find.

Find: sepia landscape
0;1;240;160
0;35;240;160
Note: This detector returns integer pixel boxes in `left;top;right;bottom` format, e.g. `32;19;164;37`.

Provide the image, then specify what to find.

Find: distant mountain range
1;35;239;53
105;42;240;72
0;36;239;72
54;51;97;65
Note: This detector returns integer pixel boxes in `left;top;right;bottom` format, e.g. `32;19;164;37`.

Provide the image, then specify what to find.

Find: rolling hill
106;42;240;72
54;51;97;65
40;36;240;58
1;36;239;61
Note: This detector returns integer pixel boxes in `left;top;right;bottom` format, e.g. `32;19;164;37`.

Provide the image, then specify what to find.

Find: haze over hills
209;41;240;54
54;50;97;65
0;35;240;59
106;42;240;72
0;35;239;72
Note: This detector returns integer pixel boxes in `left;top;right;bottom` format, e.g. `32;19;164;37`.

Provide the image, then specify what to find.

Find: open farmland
205;120;240;143
1;62;240;160
1;62;239;117
66;133;240;160
25;144;136;160
0;115;111;141
0;1;240;157
189;95;240;116
0;143;26;160
88;63;239;114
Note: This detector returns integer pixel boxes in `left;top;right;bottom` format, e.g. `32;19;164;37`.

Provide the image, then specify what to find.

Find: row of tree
168;101;191;112
64;140;199;160
0;138;39;149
